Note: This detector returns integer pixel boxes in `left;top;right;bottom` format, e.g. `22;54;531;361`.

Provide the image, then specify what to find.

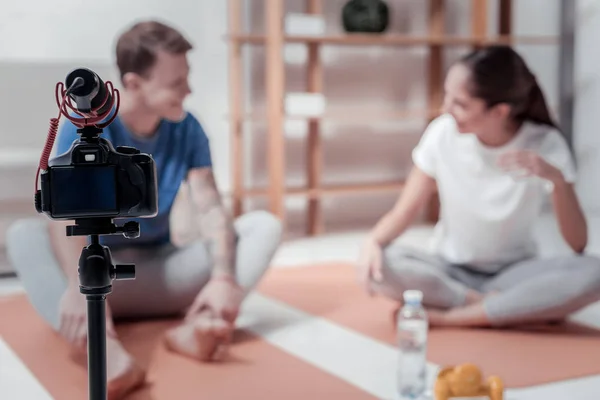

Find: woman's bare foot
426;291;503;328
465;289;485;305
392;289;485;327
164;313;233;362
70;337;146;400
425;301;493;328
425;308;450;327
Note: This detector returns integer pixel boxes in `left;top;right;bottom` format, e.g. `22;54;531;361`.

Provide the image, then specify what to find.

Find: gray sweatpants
6;211;282;330
370;244;600;326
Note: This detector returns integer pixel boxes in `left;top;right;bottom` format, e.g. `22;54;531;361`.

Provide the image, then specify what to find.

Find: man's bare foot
164;313;233;362
70;337;146;400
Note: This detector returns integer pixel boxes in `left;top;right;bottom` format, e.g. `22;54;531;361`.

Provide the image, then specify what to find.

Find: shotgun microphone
65;68;113;116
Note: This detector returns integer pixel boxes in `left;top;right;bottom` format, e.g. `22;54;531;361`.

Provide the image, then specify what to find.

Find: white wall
0;0;230;202
574;0;600;214
0;0;574;235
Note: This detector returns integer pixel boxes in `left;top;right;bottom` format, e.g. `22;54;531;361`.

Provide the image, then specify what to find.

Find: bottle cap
403;290;423;304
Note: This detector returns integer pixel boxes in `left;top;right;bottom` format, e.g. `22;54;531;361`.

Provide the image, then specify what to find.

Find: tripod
67;218;139;400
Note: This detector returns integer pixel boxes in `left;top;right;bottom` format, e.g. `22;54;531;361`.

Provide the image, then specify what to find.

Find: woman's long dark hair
458;45;558;129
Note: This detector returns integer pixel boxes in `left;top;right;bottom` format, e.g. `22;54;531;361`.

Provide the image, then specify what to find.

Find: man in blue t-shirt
7;20;281;399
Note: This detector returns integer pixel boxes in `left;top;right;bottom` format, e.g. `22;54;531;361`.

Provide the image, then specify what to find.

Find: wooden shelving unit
226;33;556;46
226;0;559;235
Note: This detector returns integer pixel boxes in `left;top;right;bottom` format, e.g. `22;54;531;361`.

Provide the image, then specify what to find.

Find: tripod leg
87;294;107;400
77;233;135;400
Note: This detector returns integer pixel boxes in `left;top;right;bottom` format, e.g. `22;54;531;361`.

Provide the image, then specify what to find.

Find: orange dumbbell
434;363;504;400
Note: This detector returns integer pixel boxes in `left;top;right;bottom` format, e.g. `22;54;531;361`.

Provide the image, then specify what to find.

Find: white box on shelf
285;93;326;117
285;13;326;36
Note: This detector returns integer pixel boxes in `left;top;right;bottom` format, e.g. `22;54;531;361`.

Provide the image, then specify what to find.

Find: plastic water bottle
396;290;428;399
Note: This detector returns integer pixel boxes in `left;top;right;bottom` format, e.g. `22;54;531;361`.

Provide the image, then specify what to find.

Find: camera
34;68;158;223
33;67;158;399
37;136;158;220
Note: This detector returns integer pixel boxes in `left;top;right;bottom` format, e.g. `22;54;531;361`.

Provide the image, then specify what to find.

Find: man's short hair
115;20;193;81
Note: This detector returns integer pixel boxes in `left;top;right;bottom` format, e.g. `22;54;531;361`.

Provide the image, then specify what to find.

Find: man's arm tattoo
188;168;236;278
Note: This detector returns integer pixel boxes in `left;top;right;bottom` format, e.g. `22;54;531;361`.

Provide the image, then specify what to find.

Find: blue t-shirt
54;111;212;248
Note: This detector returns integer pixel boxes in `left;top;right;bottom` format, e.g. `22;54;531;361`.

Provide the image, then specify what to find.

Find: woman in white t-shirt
358;45;600;327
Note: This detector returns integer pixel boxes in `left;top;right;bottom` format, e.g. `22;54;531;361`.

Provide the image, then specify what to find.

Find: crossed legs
6;210;282;398
369;244;600;328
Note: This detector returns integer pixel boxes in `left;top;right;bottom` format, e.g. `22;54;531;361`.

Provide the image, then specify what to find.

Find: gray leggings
6;211;282;330
370;244;600;326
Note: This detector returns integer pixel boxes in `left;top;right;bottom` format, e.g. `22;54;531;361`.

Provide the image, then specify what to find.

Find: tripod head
67;218;137;295
66;217;140;239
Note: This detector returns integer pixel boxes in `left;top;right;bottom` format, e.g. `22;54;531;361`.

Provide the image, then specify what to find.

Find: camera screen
50;165;118;217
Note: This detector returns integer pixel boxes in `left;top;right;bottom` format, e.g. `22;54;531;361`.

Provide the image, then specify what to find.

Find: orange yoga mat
0;295;376;400
258;263;600;388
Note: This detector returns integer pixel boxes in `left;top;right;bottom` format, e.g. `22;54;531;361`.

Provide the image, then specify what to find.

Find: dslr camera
35;68;158;225
33;67;158;399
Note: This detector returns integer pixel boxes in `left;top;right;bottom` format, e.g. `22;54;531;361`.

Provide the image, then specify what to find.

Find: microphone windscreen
65;68;113;116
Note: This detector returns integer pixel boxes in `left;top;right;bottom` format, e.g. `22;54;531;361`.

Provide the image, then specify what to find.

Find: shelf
227;0;562;236
230;108;441;122
241;180;405;199
226;33;558;46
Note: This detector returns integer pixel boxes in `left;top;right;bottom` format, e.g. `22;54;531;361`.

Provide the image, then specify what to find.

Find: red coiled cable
35;81;120;193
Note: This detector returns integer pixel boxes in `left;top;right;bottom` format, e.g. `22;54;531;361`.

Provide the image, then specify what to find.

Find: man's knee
237;210;282;244
255;210;283;240
6;218;48;266
7;218;46;244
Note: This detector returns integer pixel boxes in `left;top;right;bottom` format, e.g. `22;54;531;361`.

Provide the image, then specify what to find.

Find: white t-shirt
412;114;576;273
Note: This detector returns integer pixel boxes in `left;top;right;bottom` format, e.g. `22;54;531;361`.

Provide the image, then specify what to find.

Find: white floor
1;220;600;399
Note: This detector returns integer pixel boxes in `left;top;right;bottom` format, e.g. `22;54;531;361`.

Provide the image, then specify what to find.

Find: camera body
36;126;158;220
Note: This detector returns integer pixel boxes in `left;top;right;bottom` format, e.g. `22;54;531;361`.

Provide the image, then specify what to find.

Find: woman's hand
497;150;565;185
498;149;587;252
357;236;384;296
